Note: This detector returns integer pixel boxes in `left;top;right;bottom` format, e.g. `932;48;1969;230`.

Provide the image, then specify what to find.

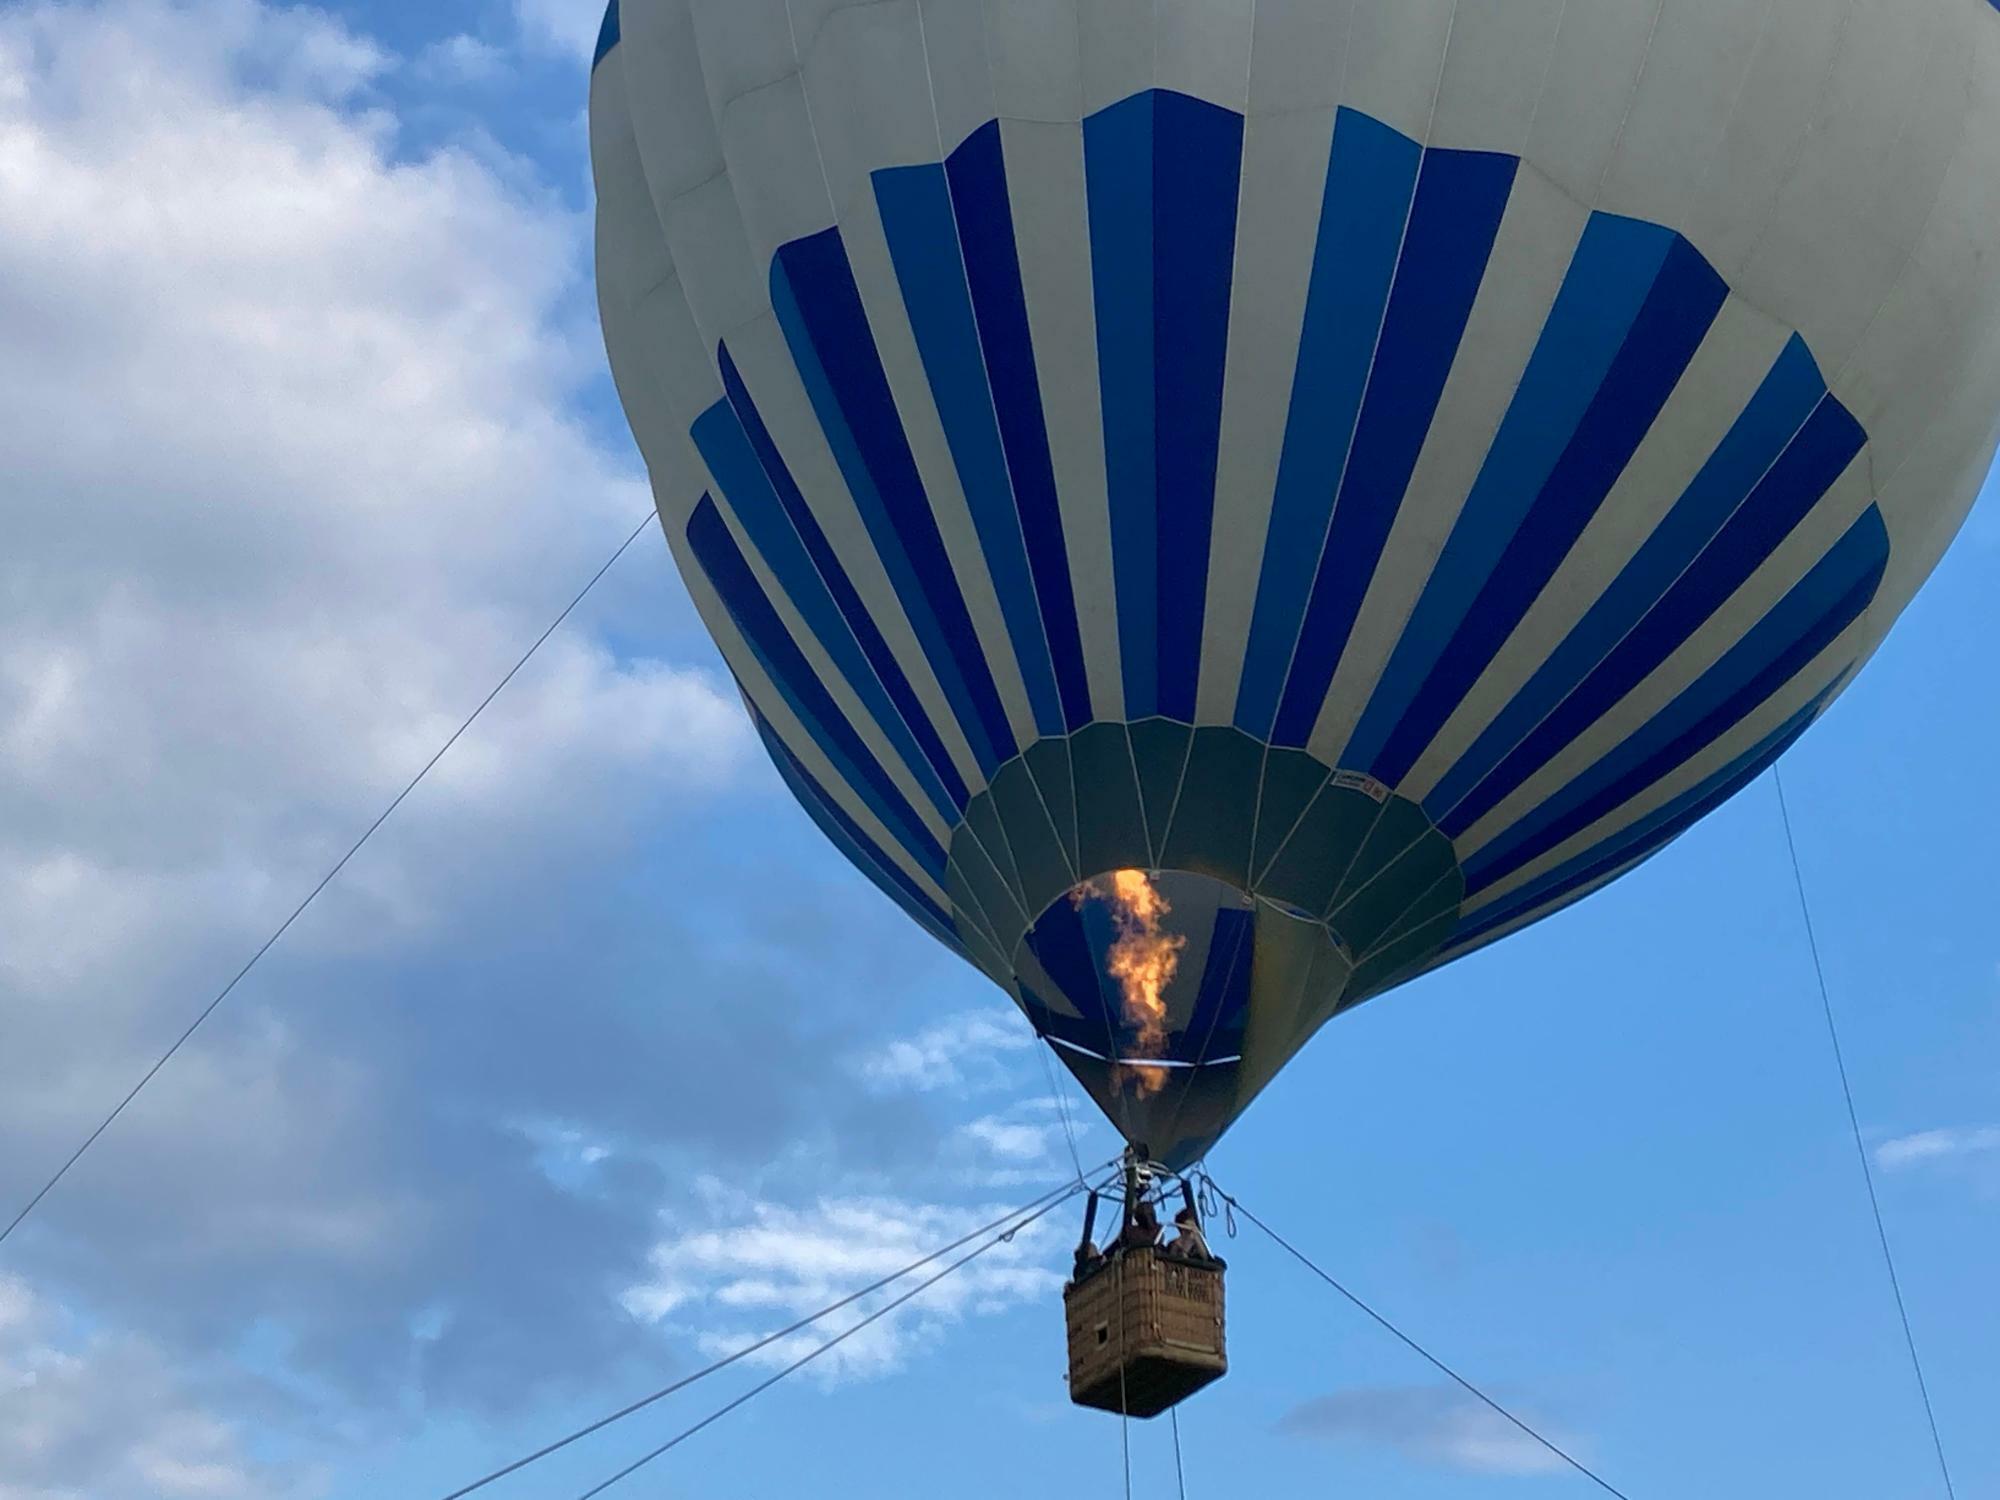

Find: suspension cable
1171;1406;1188;1500
435;1163;1116;1500
1033;1037;1087;1184
569;1183;1091;1500
1118;1252;1132;1500
1773;768;1957;1498
1200;1174;1634;1500
1;511;659;1253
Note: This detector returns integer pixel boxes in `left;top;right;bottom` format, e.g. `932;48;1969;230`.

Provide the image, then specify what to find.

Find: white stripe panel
1400;295;1795;803
609;252;962;842
1675;0;1849;290
676;532;956;910
1518;0;1660;209
1196;104;1337;725
1862;286;2000;615
590;49;671;311
1340;0;1456;142
707;310;992;793
610;278;719;525
1080;0;1156;117
1822;25;1999;502
1307;165;1588;766
918;0;1001;154
1730;0;1956;374
983;0;1084;123
1467;618;1866;915
1595;0;1780;231
798;3;1046;751
613;0;724;204
1427;0;1566;156
689;3;833;272
599;280;697;518
626;1;768;345
1154;0;1255;112
706;484;956;847
1456;452;1874;859
684;0;798;116
1824;7;2000;641
792;0;940;184
1002;117;1125;720
629;1;991;792
599;173;962;849
1248;0;1358;115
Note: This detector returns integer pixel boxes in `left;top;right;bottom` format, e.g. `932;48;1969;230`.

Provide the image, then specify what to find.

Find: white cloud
0;0;786;1476
1280;1385;1575;1477
623;1187;1066;1383
0;0;748;1157
514;0;606;62
414;34;509;86
1875;1126;2000;1171
0;1277;303;1500
962;1116;1057;1163
853;1009;1034;1094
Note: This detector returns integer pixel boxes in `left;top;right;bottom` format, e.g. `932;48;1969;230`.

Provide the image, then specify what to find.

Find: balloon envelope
590;0;2000;1166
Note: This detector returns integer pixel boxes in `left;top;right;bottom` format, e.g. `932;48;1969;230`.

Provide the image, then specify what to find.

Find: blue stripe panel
692;397;961;824
1450;689;1830;953
686;496;946;877
1426;334;1829;821
1179;906;1254;1062
771;229;1017;774
1086;90;1245;720
875;162;1066;738
1441;392;1866;837
1354;222;1730;783
1017;982;1116;1056
1023;895;1123;1045
1270;146;1520;746
753;713;962;952
1236;110;1423;736
1466;507;1887;893
592;0;620;71
945;122;1095;731
717;346;968;812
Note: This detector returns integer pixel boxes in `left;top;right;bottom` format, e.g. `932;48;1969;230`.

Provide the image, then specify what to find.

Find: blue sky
0;4;1994;1498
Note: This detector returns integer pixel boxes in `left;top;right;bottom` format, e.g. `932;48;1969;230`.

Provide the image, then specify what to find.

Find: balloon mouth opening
1012;868;1262;1082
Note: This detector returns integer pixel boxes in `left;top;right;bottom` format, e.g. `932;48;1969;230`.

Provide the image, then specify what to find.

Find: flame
1077;869;1184;1098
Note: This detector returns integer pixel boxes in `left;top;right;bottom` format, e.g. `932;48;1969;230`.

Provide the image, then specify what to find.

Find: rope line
1171;1406;1187;1500
436;1166;1115;1500
569;1184;1091;1500
1773;768;1957;1499
1033;1038;1087;1185
1;511;658;1253
1118;1253;1132;1500
1202;1176;1633;1500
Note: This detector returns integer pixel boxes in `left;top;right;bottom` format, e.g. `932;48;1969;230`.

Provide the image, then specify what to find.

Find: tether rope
1773;767;1957;1499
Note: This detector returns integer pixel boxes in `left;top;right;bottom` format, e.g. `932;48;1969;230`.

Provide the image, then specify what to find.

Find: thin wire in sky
1773;768;1957;1499
1205;1175;1635;1500
567;1185;1091;1500
0;511;658;1252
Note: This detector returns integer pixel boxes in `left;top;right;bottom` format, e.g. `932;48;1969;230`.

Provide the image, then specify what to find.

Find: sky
0;3;1995;1498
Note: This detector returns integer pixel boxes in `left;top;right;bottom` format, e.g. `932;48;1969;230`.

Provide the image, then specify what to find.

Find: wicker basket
1063;1247;1227;1417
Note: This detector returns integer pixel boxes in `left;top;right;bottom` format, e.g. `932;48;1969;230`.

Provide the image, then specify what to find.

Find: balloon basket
1063;1246;1227;1418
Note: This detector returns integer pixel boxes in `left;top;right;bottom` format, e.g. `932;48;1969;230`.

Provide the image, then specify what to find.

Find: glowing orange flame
1076;869;1183;1098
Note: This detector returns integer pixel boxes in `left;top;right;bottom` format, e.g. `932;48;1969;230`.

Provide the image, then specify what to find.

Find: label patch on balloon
1330;770;1391;804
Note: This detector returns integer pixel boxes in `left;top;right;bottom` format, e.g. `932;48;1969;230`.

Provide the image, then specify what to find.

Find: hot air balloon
587;0;2000;1183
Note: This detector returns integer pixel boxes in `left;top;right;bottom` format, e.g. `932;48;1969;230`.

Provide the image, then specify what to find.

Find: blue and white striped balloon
590;0;2000;1167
